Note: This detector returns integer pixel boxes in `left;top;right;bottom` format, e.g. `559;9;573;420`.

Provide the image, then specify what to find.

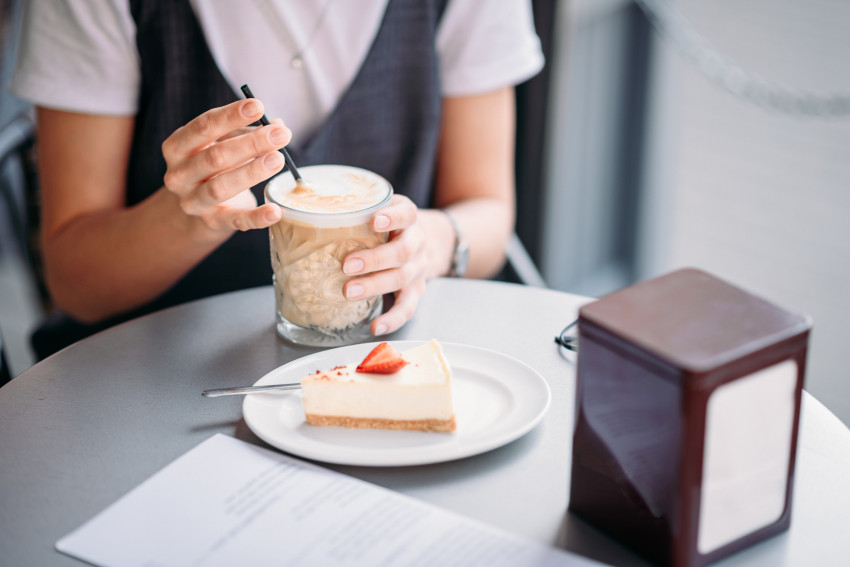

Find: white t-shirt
10;0;544;142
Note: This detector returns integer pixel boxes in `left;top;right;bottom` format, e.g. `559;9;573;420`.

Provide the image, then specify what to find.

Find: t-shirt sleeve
437;0;545;97
9;0;140;116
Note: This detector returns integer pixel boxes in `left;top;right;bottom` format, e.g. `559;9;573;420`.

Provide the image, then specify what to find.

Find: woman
11;0;544;358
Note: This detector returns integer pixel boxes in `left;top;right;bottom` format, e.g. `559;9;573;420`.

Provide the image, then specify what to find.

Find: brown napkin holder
568;268;811;567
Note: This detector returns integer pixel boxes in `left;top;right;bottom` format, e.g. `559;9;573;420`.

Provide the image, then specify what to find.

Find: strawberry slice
356;342;408;374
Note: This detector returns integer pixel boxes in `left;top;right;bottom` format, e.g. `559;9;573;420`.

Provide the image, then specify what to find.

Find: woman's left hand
338;87;518;337
341;194;431;337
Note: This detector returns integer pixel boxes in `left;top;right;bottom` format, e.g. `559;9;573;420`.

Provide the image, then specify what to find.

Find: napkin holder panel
568;268;811;567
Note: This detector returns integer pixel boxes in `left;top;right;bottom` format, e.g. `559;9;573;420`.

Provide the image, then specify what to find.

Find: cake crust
305;413;457;433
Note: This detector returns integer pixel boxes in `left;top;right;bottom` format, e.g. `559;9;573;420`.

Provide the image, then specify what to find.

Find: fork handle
201;383;301;397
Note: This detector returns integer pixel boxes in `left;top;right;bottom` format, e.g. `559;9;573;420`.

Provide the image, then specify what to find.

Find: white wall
647;0;850;424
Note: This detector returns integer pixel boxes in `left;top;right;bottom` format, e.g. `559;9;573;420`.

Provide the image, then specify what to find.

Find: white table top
1;278;848;566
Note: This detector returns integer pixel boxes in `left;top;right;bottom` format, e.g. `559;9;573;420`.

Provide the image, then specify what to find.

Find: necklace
253;0;336;69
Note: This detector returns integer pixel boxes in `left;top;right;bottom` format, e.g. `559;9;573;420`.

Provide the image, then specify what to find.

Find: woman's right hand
161;98;292;235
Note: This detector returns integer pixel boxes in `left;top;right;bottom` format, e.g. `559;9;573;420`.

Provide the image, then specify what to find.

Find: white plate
243;341;551;467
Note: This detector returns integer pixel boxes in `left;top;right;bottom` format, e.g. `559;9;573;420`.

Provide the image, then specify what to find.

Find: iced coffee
265;165;392;346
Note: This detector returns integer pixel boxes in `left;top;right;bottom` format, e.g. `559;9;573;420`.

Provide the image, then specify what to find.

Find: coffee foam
266;165;392;228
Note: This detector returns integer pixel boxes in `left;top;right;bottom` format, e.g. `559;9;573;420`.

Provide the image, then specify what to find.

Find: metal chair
506;233;547;288
0;112;38;271
0;111;42;379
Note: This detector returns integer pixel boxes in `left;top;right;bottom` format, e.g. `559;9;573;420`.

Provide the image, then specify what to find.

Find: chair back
1;112;47;304
0;113;44;379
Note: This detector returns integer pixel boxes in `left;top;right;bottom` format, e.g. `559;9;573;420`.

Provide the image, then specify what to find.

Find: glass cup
265;165;393;347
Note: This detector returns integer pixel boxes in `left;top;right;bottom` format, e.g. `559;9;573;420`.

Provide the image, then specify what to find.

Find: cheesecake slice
301;340;457;433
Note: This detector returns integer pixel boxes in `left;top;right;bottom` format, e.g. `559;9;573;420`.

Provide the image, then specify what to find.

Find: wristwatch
442;209;469;278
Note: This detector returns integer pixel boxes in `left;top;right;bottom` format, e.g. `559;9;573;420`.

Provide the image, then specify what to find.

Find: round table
1;279;849;566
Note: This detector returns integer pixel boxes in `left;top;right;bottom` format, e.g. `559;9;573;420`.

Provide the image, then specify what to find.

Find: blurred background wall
537;0;850;425
2;0;849;427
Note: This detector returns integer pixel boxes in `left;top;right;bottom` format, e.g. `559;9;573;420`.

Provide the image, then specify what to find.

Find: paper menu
57;434;597;567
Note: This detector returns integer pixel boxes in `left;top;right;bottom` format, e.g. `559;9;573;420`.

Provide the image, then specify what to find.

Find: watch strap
442;209;469;277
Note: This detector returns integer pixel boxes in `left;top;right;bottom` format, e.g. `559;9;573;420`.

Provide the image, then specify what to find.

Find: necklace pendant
290;56;303;69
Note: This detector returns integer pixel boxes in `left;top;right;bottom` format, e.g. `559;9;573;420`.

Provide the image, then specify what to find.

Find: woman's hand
340;195;438;337
337;87;518;337
161;99;292;235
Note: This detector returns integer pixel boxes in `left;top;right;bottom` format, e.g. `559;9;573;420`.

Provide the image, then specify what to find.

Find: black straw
240;83;302;183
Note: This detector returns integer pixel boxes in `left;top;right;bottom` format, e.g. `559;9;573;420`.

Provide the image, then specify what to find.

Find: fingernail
346;283;364;299
374;215;390;230
374;324;388;336
263;152;283;170
269;127;288;145
265;207;280;223
242;100;261;117
343;259;364;275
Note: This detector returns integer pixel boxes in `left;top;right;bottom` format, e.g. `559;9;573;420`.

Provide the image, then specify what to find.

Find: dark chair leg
1;336;13;386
